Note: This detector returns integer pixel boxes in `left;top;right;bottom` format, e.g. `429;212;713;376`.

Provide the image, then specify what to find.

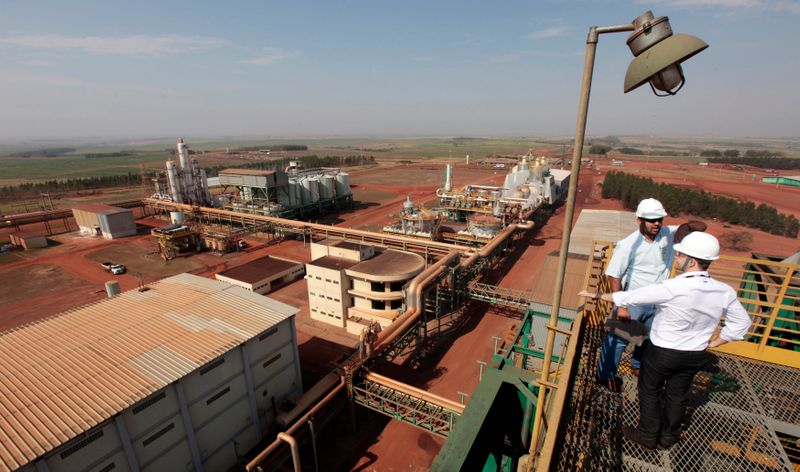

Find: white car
110;264;126;275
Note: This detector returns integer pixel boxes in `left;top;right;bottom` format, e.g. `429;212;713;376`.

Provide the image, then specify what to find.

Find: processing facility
434;155;569;242
151;138;213;207
382;195;442;240
0;273;302;472
217;161;352;217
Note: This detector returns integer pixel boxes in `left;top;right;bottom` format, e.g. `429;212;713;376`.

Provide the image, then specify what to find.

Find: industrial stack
152;138;212;206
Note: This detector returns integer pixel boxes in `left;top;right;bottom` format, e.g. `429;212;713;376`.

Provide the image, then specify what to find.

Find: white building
306;239;425;335
215;255;305;294
0;273;302;472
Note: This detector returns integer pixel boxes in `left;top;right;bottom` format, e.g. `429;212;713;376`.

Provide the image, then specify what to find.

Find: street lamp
528;10;707;468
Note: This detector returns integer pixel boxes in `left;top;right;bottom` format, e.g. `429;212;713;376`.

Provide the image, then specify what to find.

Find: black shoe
595;375;623;393
658;435;680;450
623;425;657;450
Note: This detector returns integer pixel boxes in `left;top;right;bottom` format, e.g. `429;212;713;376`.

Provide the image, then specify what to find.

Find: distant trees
720;231;753;251
723;149;739;158
700;150;722;157
602;171;799;238
618;147;645;155
708;156;800;170
589;144;611;155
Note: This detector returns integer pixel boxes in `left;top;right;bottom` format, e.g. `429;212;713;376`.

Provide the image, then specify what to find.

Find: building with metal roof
306;239;425;335
71;204;136;240
1;273;302;472
215;255;305;294
762;175;800;187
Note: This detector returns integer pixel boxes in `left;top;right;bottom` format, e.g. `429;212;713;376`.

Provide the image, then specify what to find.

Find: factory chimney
444;164;452;192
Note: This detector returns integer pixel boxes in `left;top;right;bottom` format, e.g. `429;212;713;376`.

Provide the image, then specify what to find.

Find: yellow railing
532;241;800;470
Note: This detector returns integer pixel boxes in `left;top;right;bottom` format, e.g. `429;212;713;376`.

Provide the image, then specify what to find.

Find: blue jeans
597;304;655;380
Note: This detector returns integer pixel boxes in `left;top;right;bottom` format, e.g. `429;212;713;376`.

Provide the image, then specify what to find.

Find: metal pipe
277;432;301;472
308;419;319;472
364;372;466;413
245;377;345;471
528;22;634;469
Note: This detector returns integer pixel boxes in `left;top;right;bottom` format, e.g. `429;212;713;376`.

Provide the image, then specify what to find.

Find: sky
0;0;798;141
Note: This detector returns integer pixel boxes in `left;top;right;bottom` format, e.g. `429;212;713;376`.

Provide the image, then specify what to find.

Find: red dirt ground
0;156;797;470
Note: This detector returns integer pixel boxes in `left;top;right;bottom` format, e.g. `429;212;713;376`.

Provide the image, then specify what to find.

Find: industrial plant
152;138;213;207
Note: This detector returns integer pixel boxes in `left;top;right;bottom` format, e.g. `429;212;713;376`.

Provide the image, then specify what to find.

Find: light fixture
624;11;708;95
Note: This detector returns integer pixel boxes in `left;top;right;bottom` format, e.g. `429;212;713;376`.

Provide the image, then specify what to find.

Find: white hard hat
636;198;668;219
674;232;720;261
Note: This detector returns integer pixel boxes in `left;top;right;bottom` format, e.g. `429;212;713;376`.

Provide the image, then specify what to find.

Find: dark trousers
637;340;710;442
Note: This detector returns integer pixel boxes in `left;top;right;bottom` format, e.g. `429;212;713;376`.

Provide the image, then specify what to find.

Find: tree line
0;154;375;202
707;156;800;170
601;171;799;238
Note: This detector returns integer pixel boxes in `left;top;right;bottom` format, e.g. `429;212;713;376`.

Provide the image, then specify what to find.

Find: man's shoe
658;435;680;450
595;375;623;393
623;425;657;450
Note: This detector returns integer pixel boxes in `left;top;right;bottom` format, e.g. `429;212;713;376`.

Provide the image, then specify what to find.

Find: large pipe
365;372;465;414
444;164;452;192
245;376;346;471
277;432;301;472
144;199;466;255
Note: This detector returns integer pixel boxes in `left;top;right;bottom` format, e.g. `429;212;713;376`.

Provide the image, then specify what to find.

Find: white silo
444;164;452;192
177;138;190;171
320;175;336;200
335;172;351;196
166;160;183;203
306;177;320;203
288;178;301;207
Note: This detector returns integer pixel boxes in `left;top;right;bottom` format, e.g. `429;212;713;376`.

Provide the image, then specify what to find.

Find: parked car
101;261;115;271
110;264;126;275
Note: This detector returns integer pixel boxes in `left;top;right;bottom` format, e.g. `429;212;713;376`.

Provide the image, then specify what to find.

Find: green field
1;135;797;187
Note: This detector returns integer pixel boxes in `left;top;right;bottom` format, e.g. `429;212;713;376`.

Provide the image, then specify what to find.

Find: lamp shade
624;34;708;93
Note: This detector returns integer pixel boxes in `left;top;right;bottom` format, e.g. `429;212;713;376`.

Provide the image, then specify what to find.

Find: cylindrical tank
105;280;120;298
166;160;182;203
320;175;336;199
299;178;311;205
468;215;503;238
444;164;452;192
307;177;320;203
533;162;544;180
177;138;190;171
170;211;185;225
288;178;301;207
335;172;351;196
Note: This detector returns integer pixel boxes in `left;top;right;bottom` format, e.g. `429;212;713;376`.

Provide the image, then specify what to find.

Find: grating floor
554;324;799;472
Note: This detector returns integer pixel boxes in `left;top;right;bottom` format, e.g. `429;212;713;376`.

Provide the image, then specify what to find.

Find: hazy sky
1;0;798;140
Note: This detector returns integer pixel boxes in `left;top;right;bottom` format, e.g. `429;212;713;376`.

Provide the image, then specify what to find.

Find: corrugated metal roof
71;204;127;214
217;256;303;284
568;210;638;256
218;169;276;176
0;273;298;471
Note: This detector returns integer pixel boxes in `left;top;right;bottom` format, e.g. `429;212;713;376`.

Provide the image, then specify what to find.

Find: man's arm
709;293;752;348
607;276;631;321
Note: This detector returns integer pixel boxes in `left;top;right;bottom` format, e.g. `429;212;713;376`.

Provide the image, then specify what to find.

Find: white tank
288;179;301;207
444;164;452;192
177;138;190;171
307;177;320;203
170;211;185;224
335;172;351;196
320;175;336;199
166;160;182;202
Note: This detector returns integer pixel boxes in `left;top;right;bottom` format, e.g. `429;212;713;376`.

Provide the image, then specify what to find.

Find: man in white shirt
580;232;751;450
597;198;684;390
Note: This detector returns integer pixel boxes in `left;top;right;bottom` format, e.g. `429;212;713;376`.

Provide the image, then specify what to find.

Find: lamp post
527;10;707;469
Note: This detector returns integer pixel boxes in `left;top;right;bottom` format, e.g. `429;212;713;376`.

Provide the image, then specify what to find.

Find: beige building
215;255;305;294
306;239;425;335
0;273;302;472
72;204;137;239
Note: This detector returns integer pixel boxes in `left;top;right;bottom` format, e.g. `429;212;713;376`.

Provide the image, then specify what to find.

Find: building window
333;280;339;285
390;299;402;309
199;358;225;375
259;327;278;341
98;463;116;472
371;300;385;310
334;298;340;302
370;281;384;292
390;281;405;291
60;431;104;459
143;423;175;447
263;353;281;368
132;391;166;415
206;386;231;405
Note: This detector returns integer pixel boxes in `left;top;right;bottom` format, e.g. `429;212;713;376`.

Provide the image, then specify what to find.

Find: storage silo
320;175;336;200
335;172;351;196
307;177;320;203
288;178;301;208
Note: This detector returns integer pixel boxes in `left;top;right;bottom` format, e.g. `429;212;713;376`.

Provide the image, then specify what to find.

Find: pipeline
364;372;465;414
245;376;346;472
277;432;301;472
144;199;467;255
